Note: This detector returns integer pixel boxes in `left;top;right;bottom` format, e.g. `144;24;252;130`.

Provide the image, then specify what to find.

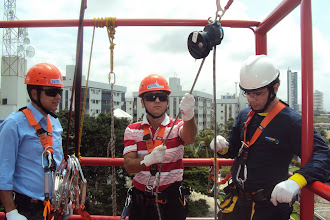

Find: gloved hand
270;179;300;206
63;200;73;220
210;135;229;153
180;93;195;121
6;209;27;220
140;144;166;166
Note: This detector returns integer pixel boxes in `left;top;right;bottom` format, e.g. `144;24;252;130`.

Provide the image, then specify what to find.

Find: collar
142;113;170;127
27;103;46;123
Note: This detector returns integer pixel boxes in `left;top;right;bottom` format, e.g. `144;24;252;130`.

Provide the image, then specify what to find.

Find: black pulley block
187;21;224;59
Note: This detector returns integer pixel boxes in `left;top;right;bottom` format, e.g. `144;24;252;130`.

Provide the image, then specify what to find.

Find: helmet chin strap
145;108;166;119
142;99;166;119
31;89;58;118
251;87;276;113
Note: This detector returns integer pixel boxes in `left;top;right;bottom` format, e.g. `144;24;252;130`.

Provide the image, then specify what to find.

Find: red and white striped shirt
124;114;185;192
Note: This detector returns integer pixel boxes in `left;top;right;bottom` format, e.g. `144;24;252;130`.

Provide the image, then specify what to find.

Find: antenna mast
2;0;32;77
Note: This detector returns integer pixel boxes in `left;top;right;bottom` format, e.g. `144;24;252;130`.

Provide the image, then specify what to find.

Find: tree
58;111;130;215
194;129;215;158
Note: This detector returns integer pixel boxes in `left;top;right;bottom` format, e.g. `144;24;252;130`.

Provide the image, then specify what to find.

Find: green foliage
183;166;209;195
57;110;130;215
186;199;210;217
193;129;215;158
290;159;301;168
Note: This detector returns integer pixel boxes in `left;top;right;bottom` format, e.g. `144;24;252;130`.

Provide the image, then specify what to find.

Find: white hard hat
239;55;279;91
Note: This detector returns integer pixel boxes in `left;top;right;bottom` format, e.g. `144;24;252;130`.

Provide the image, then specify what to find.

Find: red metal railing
0;1;328;219
79;157;330;200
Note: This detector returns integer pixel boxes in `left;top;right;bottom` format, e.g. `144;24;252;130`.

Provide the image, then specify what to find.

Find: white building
313;90;325;113
0;56;28;120
287;69;299;112
215;93;249;127
60;65;127;116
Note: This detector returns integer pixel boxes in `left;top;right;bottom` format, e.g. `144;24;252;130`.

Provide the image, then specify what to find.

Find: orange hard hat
25;63;64;87
138;74;171;97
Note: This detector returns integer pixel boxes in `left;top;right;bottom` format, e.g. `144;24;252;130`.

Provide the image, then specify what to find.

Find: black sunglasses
144;93;168;102
41;88;63;97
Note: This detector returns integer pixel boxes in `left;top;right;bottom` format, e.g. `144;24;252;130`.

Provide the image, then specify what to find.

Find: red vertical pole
300;0;314;219
255;32;267;55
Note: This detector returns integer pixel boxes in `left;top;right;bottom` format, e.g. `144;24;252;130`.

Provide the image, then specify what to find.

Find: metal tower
2;0;30;78
0;0;34;117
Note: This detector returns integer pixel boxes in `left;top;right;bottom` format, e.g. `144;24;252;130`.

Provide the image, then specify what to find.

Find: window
2;99;7;105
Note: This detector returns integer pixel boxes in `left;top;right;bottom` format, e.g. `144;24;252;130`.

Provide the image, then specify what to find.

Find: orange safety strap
77;205;95;220
210;158;220;184
42;200;54;220
243;102;286;148
209;158;232;185
143;125;166;152
21;108;54;154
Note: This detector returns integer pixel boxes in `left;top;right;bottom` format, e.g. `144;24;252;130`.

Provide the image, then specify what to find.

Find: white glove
270;179;300;206
140;144;166;166
63;200;73;220
180;93;195;121
6;209;27;220
210;135;229;153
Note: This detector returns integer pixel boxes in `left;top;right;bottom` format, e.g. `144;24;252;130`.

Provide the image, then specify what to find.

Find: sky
1;0;330;111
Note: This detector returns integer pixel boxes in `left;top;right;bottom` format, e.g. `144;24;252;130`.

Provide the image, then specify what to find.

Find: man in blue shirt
0;63;65;220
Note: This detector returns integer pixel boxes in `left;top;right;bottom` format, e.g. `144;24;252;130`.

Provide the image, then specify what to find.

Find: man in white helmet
210;55;330;220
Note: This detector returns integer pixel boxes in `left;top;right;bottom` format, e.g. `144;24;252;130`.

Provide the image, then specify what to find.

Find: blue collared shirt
0;103;63;200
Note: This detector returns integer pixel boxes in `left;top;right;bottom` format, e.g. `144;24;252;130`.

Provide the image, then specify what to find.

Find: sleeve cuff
218;146;229;155
289;173;307;189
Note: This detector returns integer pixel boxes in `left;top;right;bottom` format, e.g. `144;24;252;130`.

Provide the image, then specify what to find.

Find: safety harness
143;124;166;194
234;101;286;188
120;125;166;220
20;107;56;219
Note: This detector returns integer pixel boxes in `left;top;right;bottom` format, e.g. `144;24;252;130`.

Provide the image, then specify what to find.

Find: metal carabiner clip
42;148;52;169
109;72;116;85
144;174;154;194
236;163;247;189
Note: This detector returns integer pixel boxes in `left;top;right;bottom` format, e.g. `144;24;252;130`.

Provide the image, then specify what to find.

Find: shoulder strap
21;108;54;154
244;101;286;148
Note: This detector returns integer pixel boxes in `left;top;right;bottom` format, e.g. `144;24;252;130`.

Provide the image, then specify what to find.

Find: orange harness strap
21;108;54;154
143;125;166;152
21;108;56;220
243;102;286;148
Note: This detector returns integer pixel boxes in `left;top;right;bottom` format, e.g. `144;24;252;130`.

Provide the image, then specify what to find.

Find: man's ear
273;83;280;94
141;98;145;108
31;88;38;100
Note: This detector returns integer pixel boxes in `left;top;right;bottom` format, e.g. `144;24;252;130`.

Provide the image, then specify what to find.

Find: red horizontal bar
308;181;330;201
80;157;234;167
0;213;214;220
70;216;214;220
256;0;301;35
0;19;259;28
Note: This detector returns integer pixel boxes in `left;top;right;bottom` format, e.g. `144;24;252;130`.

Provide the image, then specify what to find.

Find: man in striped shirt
123;74;198;220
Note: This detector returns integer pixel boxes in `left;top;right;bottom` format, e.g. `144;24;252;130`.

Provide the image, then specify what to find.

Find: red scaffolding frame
0;0;329;219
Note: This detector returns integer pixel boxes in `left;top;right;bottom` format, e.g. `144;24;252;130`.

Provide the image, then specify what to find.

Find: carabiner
236;164;247;188
42;149;52;169
109;72;116;85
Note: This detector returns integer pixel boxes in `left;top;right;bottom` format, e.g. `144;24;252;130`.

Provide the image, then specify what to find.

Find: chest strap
243;101;286;148
143;125;166;153
21;108;54;154
143;124;166;193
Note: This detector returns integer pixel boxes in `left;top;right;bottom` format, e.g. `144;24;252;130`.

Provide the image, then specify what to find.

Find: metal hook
109;72;116;85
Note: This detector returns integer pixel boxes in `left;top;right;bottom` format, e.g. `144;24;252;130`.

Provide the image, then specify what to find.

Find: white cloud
2;0;329;111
